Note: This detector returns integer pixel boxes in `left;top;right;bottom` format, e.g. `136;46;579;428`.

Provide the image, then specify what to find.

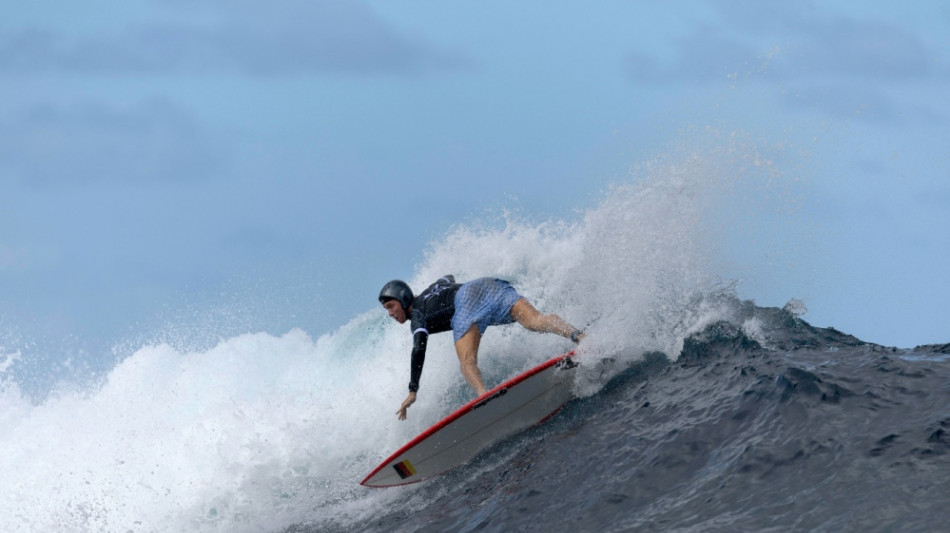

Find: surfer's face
382;300;408;324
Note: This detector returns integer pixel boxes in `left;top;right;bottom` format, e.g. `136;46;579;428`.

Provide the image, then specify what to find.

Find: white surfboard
361;351;578;487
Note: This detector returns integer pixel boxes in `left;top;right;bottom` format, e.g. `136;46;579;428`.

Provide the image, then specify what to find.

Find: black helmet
378;280;414;311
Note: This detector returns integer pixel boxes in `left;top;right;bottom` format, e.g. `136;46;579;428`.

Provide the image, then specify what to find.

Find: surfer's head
379;279;413;323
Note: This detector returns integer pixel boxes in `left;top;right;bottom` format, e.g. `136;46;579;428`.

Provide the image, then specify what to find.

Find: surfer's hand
397;391;417;420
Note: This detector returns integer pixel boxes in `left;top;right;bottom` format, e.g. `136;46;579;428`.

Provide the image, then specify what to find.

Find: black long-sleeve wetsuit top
408;275;461;392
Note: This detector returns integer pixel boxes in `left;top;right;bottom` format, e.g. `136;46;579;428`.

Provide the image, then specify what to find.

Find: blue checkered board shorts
451;278;523;343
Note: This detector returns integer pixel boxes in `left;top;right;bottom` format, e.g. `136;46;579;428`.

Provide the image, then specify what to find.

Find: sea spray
0;136;808;532
413;134;789;397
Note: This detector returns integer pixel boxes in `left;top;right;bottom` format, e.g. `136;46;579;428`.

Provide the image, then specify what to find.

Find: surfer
379;276;585;420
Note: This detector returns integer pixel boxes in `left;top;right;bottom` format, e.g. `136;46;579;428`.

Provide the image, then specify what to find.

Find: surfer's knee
455;325;481;361
456;345;477;364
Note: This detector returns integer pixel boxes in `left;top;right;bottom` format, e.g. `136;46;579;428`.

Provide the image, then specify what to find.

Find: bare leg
509;298;584;341
455;324;488;396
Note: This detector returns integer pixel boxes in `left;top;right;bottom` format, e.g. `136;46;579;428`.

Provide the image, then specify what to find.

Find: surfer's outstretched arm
397;331;427;420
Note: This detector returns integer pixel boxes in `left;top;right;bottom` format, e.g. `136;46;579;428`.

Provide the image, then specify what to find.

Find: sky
1;0;948;385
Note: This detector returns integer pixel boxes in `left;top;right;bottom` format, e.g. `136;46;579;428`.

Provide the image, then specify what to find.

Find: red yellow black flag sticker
393;459;417;479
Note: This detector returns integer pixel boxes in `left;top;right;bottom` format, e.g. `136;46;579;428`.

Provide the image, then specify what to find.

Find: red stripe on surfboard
360;350;576;487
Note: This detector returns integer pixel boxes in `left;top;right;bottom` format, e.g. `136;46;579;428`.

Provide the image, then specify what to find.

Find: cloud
0;99;227;185
780;83;901;122
0;0;470;77
772;21;935;81
626;27;762;83
625;2;946;84
624;1;949;125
